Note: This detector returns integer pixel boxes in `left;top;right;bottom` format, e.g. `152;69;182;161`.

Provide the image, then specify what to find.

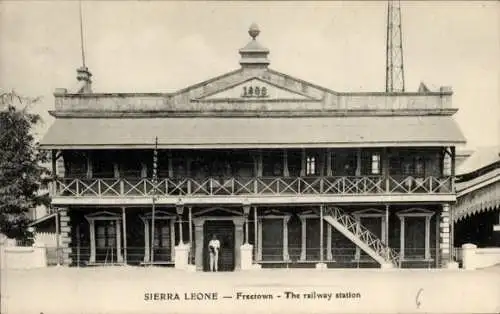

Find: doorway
95;220;117;263
203;220;235;271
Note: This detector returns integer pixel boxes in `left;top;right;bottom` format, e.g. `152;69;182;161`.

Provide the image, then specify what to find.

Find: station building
40;24;466;270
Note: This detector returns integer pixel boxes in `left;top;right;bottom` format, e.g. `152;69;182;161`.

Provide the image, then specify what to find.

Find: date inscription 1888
242;86;269;98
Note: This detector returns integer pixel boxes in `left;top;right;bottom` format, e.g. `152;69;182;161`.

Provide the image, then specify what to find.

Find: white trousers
209;251;219;271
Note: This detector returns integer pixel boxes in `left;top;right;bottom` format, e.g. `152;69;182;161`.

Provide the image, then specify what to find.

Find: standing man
208;234;220;272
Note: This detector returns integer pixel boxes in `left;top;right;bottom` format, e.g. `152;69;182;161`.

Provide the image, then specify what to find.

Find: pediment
193;207;243;217
141;210;176;219
396;208;435;218
85;211;121;220
352;208;385;217
196;77;316;101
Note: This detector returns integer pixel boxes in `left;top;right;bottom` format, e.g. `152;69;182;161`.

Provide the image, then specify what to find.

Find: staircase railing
322;207;401;267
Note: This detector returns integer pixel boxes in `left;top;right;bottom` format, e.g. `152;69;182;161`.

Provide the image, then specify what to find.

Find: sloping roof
40;115;466;149
457;146;500;175
28;213;57;227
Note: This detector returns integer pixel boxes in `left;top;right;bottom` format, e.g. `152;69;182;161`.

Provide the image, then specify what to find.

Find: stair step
321;207;399;268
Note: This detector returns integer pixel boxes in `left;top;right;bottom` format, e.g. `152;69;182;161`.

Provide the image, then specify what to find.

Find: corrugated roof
40;116;466;149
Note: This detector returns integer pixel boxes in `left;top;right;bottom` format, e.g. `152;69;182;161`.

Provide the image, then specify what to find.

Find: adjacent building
40;24;466;270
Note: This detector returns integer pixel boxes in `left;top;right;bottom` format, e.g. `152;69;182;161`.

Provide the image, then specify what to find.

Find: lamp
176;199;184;216
243;199;251;216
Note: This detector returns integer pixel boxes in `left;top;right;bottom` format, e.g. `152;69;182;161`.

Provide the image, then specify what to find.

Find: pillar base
446;261;459;270
315;262;328;270
174;244;190;270
240;244;254;270
380;263;394;270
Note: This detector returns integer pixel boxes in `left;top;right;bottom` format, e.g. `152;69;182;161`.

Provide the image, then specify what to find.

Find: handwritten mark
415;288;424;309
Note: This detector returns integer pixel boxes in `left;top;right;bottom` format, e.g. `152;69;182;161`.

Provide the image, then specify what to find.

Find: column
425;216;431;260
326;149;332;176
385;205;390;245
381;219;386;246
253;207;258;261
194;219;205;271
435;213;440;268
143;220;150;262
355;148;361;176
234;218;245;270
451;146;456;192
116;219;123;263
440;204;451;267
188;207;193;264
319;151;325;177
170;219;175;262
177;202;185;246
383;148;390;192
319;206;324;261
300;149;306;176
178;216;184;245
257;218;263;260
89;219;96;264
257;150;263;177
168;152;173;178
113;163;120;179
86;152;93;179
399;216;405;260
59;208;72;266
51;150;57;179
55;206;60;265
299;216;306;261
283;150;290;177
326;224;333;261
354;216;361;260
122;207;127;264
283;216;290;261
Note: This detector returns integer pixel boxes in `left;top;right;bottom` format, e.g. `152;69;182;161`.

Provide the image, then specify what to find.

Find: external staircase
321;207;401;268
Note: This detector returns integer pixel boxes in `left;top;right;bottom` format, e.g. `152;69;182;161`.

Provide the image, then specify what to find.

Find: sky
0;1;499;151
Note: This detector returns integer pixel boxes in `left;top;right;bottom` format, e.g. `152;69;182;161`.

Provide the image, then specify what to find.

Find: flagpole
150;136;158;266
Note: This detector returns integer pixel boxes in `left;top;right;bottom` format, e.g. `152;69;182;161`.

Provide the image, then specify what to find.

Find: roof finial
248;23;260;40
239;23;269;69
79;0;86;68
75;0;92;93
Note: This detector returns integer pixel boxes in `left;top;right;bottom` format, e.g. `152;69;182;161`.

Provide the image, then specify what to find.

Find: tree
0;90;50;242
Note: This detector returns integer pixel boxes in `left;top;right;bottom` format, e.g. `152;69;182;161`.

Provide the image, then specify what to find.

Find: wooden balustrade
52;175;453;197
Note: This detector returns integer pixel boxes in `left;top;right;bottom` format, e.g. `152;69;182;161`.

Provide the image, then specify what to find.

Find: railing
51;175;453;198
42;246;435;268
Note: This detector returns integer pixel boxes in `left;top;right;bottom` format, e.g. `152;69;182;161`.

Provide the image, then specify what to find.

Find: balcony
51;175;453;198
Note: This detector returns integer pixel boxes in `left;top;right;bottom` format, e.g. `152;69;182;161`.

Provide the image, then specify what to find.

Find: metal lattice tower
385;0;405;92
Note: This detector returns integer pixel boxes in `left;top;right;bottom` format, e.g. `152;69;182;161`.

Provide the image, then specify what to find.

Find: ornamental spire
76;0;92;93
239;23;270;69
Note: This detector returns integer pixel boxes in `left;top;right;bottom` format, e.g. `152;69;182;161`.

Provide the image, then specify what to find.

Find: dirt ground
1;265;500;314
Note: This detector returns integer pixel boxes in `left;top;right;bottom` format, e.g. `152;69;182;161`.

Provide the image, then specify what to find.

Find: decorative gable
352;208;385;217
85;211;121;221
197;77;315;101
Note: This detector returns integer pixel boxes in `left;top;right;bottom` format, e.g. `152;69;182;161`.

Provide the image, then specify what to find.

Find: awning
40;116;466;149
454;179;500;222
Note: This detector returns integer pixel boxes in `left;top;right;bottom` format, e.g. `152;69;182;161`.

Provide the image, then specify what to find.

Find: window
371;154;381;175
306;156;316;175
